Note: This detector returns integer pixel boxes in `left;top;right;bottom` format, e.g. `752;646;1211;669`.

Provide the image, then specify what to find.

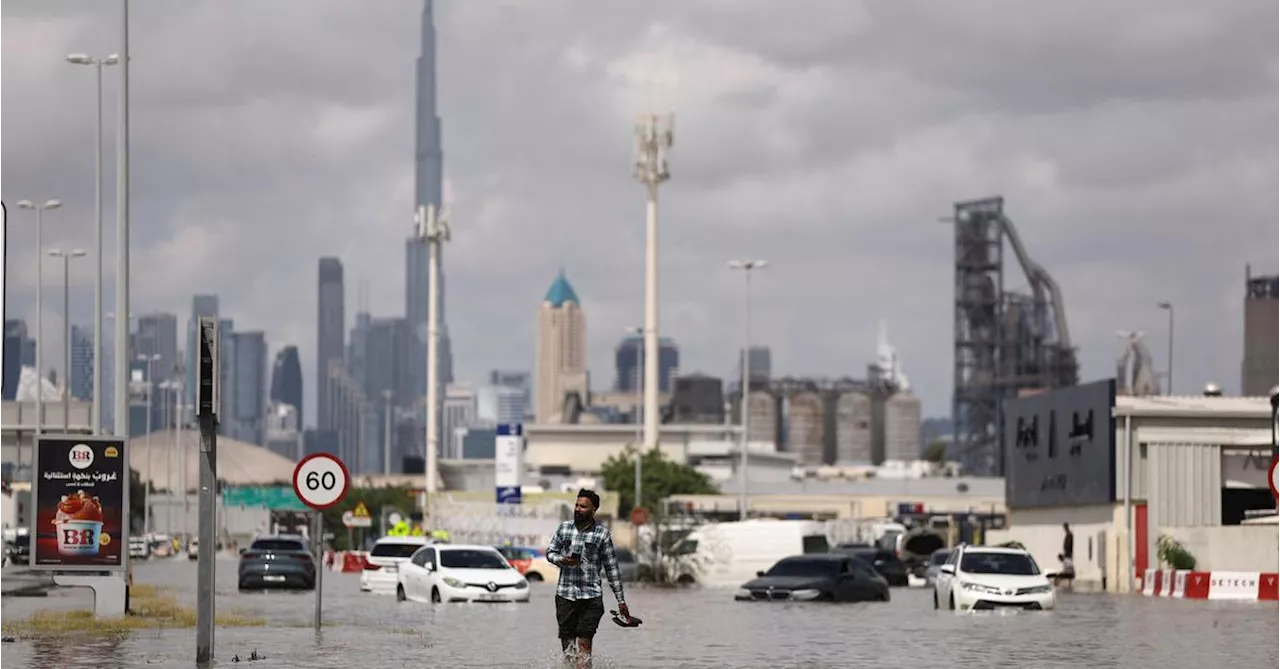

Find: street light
67;52;118;435
625;326;644;512
17;199;62;440
728;259;767;521
138;352;160;538
48;248;86;432
1157;302;1174;395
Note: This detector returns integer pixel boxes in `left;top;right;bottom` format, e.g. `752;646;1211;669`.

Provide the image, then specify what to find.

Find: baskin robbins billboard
30;435;129;571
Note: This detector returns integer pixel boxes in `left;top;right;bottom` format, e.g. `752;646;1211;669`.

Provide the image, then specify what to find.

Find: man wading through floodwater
546;489;633;668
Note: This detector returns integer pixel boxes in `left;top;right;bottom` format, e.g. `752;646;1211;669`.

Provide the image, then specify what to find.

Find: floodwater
2;559;1276;668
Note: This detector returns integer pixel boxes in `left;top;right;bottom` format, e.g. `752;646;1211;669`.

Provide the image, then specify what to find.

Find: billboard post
34;435;129;617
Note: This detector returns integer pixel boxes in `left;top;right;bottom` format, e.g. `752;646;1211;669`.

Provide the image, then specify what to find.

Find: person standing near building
1062;522;1074;560
546;489;633;668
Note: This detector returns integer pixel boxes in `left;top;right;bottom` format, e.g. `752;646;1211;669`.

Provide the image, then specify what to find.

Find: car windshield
440;549;509;569
250;539;305;552
616;548;635;563
960;551;1040;575
371;542;423;559
766;558;838;578
930;551;952;566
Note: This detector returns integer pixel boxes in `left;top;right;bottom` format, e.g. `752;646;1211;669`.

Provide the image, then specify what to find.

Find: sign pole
291;452;350;637
313;510;324;631
195;317;219;665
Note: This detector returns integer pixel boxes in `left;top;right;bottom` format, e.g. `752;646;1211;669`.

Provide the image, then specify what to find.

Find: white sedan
396;544;530;604
361;536;431;595
934;545;1056;612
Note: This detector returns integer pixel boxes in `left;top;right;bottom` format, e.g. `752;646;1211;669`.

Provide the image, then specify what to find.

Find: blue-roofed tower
535;269;588;422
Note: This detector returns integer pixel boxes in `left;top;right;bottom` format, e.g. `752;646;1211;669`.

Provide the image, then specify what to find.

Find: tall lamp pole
626;326;644;511
114;0;133;448
1156;302;1174;395
139;352;160;538
49;249;87;432
729;259;767;521
632;114;673;455
17;200;62;444
66;53;118;434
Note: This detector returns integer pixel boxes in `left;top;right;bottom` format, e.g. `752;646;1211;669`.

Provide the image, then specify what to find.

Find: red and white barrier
322;550;369;573
1140;569;1279;601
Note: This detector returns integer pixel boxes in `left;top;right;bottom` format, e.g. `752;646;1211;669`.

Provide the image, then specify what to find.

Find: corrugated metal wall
1147;442;1221;526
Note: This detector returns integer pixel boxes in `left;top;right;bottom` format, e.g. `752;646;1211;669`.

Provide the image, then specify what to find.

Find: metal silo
835;391;873;464
884;392;922;462
787;391;825;466
745;389;777;445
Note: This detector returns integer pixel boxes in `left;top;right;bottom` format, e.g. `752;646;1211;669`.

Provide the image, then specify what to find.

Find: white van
664;519;833;588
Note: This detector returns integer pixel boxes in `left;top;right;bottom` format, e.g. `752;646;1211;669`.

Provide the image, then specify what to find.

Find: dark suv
833;545;910;587
238;535;316;591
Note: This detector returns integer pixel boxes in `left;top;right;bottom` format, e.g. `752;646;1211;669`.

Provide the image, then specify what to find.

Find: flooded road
2;559;1275;668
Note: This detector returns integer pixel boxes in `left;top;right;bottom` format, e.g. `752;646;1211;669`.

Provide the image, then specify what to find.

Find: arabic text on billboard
1004;379;1117;508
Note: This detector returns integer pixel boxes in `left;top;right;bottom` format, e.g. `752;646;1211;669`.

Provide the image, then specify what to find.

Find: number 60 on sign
292;453;351;510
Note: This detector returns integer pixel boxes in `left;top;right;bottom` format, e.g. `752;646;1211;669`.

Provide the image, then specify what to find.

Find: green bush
1156;535;1197;570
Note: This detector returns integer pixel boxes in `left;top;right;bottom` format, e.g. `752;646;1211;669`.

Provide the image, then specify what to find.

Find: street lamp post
17;200;62;442
728;259;767;521
139;352;160;538
626;326;644;511
66;53;119;434
49;249;86;433
1157;302;1174;395
382;389;393;476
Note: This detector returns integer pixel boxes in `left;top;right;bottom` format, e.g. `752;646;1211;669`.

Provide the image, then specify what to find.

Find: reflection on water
2;560;1276;668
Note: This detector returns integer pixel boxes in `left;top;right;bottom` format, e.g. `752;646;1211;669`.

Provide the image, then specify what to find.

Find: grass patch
1;584;266;639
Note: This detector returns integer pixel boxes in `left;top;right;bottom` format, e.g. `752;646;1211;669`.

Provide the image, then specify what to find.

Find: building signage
30;436;128;571
1004;379;1117;508
494;423;523;505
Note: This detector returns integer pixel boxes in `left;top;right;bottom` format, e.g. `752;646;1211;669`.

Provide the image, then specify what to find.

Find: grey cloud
3;0;1276;424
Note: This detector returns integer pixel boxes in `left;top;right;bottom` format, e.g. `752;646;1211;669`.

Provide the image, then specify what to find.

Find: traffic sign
630;507;650;526
343;501;373;528
292;453;350;510
1268;458;1279;501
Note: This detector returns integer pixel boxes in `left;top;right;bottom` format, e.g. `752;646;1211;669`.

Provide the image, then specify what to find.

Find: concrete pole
62;254;71;432
114;0;132;446
416;204;450;503
383;389;393;476
729;260;766;521
632;114;673;455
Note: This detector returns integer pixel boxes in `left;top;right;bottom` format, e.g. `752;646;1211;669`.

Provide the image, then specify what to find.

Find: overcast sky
3;0;1276;423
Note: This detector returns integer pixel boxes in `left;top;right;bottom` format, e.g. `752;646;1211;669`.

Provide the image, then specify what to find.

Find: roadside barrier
321;551;369;573
1140;569;1278;601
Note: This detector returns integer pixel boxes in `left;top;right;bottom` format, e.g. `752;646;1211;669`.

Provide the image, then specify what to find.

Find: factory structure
949;196;1079;476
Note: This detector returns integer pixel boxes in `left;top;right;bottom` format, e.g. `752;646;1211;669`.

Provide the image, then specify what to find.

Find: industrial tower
950;197;1078;476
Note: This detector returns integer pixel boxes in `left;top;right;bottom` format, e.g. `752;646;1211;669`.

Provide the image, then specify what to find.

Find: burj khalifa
407;0;453;406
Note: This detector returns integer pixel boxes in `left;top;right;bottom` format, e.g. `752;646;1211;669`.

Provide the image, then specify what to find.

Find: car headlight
1024;585;1053;594
514;579;528;590
788;589;822;601
443;576;464;588
960;582;1003;595
734;588;753;600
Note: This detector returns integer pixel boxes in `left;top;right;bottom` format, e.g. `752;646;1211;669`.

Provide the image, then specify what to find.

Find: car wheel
430;587;442;603
396;585;406;602
676;575;695;586
881;590;890;603
948;594;956;610
525;572;543;582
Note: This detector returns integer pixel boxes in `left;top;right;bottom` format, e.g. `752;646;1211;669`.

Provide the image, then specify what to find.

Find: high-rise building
734;345;772;391
136;312;179;381
3;320;36;401
406;0;453;407
1242;265;1278;396
270;345;304;425
535;270;588;422
229;330;268;445
442;383;477;459
475;384;524;427
265;402;303;461
615;334;679;393
185;295;219;415
362;317;414;406
69;325;94;401
317;257;345;431
489;370;531;416
326;361;368;472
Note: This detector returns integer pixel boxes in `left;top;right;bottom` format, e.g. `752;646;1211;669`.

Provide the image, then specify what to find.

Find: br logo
69;444;95;470
62;527;98;546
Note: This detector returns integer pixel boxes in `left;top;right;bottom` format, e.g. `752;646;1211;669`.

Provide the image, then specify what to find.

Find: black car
238;535;316;591
735;554;890;603
833;546;910;587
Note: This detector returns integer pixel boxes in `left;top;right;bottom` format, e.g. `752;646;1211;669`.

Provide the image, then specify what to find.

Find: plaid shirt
546;520;626;603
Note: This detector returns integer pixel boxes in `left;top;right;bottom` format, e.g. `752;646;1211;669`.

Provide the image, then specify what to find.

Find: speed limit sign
292;453;351;510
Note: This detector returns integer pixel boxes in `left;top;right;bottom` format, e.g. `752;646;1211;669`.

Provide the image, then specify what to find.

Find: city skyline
1;1;1276;422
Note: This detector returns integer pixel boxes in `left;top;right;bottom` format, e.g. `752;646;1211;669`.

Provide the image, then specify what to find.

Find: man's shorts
555;595;605;640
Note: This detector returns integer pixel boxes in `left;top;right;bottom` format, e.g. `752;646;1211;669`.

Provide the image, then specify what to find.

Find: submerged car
237;535;316;591
833;545;910;587
934;545;1055;611
397;544;530;604
924;548;953;586
735;554;890;603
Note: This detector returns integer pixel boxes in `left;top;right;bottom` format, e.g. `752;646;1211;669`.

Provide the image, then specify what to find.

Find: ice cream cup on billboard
56;519;105;556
